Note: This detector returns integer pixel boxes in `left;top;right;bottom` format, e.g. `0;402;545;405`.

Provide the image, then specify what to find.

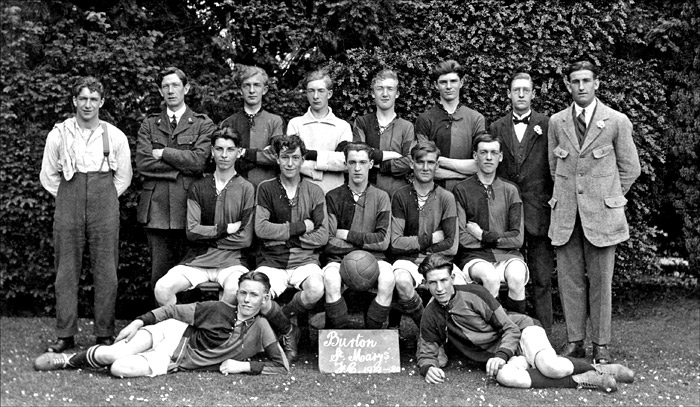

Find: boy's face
425;267;455;305
236;279;269;319
473;140;502;175
306;78;332;114
241;73;268;108
372;78;399;111
411;152;439;183
508;78;534;116
346;149;373;186
276;146;303;180
73;87;104;123
212;137;239;172
435;72;462;103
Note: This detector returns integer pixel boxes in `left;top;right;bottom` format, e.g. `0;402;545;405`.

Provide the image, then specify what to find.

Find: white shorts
392;260;463;288
510;325;552;369
138;319;189;377
323;260;393;292
168;264;249;289
461;258;529;285
256;264;323;298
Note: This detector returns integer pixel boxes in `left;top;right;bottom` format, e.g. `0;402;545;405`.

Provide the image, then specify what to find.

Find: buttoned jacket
547;100;641;247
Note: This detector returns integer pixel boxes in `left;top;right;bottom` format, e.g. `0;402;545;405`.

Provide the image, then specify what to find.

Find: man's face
346;149;373;187
306;78;332;114
473;140;502;175
425;267;455;305
508;78;534;116
212;138;239;172
276;146;303;180
159;73;190;111
411;152;439;184
241;73;268;108
435;73;462;103
73;87;104;123
565;69;599;108
236;279;269;319
372;78;399;112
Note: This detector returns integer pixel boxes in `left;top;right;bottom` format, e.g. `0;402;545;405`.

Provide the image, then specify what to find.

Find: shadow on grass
1;289;698;406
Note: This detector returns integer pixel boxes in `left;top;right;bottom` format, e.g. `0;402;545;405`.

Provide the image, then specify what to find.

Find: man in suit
548;61;641;364
136;67;216;299
490;72;554;335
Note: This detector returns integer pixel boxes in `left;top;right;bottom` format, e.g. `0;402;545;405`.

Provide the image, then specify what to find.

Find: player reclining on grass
34;271;289;377
416;253;634;393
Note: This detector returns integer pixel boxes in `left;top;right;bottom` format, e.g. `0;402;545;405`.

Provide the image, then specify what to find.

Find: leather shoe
559;340;586;358
593;343;613;364
96;336;114;346
46;337;75;353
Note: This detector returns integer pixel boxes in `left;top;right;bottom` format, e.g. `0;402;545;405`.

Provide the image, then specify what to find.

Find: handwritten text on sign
318;329;400;374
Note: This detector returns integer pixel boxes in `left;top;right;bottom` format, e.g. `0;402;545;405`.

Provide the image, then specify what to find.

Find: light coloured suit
547;99;640;345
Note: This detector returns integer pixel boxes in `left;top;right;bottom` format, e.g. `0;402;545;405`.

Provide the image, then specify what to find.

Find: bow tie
513;115;530;125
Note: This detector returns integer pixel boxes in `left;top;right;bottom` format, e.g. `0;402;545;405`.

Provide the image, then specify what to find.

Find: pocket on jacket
593;145;614;159
176;134;195;146
553;146;569;159
604;196;627;208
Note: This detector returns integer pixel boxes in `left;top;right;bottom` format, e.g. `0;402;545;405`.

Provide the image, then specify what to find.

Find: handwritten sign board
318;329;401;374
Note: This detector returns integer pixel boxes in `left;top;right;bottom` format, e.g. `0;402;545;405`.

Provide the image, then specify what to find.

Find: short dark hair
432;60;463;82
418;254;454;278
509;72;534;89
371;69;399;88
236;65;269;87
238;271;271;293
343;141;373;160
566;60;599;80
410;140;441;161
211;126;241;147
304;69;333;90
271;134;307;157
72;76;104;98
159;66;188;86
472;133;503;153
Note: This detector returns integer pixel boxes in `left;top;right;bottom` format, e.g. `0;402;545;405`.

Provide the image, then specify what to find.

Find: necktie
170;115;177;131
513;115;530;125
576;109;586;146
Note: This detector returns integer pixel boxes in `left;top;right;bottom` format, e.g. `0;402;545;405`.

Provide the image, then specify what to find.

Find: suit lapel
157;111;171;135
561;104;580;152
499;115;516;158
520;111;543;160
580;100;608;152
173;108;193;138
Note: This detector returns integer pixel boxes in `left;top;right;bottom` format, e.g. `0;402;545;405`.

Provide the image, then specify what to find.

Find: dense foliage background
1;0;698;318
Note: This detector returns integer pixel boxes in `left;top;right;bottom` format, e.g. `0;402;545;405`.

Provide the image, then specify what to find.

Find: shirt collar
166;104;187;122
574;98;596;117
512;110;531;120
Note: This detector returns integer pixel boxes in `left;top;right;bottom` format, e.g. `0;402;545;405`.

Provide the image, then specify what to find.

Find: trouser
145;228;188;292
54;172;119;338
556;216;616;345
523;232;555;333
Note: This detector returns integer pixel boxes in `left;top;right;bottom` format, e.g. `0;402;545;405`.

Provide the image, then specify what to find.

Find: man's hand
115;320;144;343
432;230;445;244
336;229;349;241
227;221;242;234
466;221;483;240
425;366;446;384
220;359;250;375
152;149;164;160
486;357;505;377
304;219;315;233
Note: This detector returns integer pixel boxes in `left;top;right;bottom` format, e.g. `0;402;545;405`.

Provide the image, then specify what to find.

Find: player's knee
505;264;527;289
324;267;341;288
393;270;414;295
304;274;325;300
377;269;395;294
153;278;176;304
496;364;528;388
110;359;140;378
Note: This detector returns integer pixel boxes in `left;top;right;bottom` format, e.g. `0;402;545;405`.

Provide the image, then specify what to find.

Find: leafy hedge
1;0;697;318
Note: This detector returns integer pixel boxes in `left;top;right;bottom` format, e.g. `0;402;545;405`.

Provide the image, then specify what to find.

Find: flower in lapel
533;125;542;135
596;120;605;129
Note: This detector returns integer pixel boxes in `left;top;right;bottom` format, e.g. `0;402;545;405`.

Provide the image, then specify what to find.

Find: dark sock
365;300;391;329
399;293;424;327
527;368;577;388
387;307;402;328
503;296;526;314
282;292;314;319
262;301;292;336
68;349;89;368
69;345;107;369
325;298;349;328
563;355;595;374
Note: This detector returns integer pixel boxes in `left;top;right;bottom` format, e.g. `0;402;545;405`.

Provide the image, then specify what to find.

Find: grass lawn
1;288;698;406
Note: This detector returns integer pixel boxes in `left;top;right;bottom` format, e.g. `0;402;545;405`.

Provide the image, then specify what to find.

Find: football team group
34;58;639;393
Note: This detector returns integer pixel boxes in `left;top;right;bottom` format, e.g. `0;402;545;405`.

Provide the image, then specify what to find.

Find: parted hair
472;133;503;153
509;72;533;89
211;126;241;147
371;69;399;88
566;60;599;80
159;66;188;86
410;140;441;161
72;76;104;98
418;253;454;278
235;65;269;86
271;134;307;157
238;271;271;293
343;141;374;160
304;69;333;90
432;59;464;82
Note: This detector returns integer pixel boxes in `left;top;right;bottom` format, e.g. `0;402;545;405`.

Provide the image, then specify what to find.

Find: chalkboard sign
318;329;401;374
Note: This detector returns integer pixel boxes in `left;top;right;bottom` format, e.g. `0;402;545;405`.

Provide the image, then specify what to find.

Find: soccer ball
339;250;380;291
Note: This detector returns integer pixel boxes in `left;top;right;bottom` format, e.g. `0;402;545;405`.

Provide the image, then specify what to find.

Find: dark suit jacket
490;110;552;237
